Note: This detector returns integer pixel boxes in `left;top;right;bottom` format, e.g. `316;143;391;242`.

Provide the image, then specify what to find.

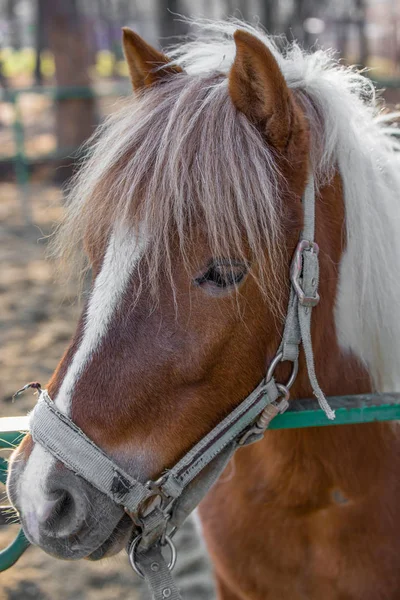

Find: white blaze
18;225;145;536
56;224;146;414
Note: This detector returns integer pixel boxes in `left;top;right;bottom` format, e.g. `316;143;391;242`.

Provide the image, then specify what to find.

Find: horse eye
195;261;247;289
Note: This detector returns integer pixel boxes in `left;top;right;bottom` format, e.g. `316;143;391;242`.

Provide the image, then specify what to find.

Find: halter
28;173;334;600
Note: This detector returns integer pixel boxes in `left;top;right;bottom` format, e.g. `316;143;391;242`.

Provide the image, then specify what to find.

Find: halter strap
28;172;334;600
280;174;335;419
302;172;316;240
30;391;153;509
30;378;281;515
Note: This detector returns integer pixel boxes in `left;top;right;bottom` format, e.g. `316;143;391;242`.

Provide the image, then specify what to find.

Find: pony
7;18;400;599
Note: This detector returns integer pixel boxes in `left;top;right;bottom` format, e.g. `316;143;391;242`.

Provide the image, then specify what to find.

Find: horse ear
122;28;182;91
229;30;291;150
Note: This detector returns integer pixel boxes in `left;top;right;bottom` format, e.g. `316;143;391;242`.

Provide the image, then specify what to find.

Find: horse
7;18;400;600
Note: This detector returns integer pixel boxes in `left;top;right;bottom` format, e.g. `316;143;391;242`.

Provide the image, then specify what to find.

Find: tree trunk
238;0;250;21
258;0;275;32
6;0;21;50
158;0;187;43
43;0;96;181
0;58;7;89
336;17;350;63
34;0;47;86
224;0;236;17
355;0;368;67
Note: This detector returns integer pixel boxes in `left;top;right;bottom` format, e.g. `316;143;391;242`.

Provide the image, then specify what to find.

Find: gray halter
29;173;334;600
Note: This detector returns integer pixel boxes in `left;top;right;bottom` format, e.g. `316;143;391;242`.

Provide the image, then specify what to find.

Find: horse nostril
57;491;72;517
41;488;87;538
54;491;73;522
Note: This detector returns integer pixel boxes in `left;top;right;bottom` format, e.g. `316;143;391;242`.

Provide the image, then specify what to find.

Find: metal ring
276;383;290;403
128;534;177;579
266;352;298;390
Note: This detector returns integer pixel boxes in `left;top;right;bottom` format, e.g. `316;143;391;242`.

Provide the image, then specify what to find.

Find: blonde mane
54;18;400;392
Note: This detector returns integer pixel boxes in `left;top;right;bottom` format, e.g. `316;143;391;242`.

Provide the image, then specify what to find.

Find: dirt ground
0;183;215;599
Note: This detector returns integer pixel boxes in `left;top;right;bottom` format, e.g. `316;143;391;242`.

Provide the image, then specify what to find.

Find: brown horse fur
122;27;182;90
9;24;400;600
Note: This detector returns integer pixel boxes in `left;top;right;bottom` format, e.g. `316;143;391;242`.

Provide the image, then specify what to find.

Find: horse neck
240;171;393;507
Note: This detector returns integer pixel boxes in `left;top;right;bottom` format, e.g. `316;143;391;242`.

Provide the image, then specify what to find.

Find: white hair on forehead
53;17;400;392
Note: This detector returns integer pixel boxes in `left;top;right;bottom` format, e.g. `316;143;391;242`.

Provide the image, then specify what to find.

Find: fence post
12;94;32;225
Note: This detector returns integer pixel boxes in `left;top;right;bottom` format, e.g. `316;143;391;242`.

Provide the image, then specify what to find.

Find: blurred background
0;1;399;599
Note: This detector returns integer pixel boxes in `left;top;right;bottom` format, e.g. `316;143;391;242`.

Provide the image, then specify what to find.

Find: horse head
7;26;311;559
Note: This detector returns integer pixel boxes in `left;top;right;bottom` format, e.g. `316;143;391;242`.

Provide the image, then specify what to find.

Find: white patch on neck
55;224;146;414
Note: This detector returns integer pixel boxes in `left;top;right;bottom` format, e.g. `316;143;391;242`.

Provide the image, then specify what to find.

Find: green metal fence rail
1;392;400;571
0;416;30;571
268;392;400;429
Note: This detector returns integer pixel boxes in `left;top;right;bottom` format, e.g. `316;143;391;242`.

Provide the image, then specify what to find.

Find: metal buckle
126;475;174;527
145;476;176;516
128;534;177;578
290;239;320;307
146;474;168;497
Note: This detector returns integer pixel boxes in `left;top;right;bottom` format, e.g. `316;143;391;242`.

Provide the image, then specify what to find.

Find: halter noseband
28;173;334;600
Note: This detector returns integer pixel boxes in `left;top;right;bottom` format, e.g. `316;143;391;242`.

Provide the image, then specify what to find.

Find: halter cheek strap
281;173;335;420
28;172;334;600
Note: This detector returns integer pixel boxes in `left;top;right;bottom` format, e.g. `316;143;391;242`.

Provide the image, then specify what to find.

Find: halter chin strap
29;172;334;600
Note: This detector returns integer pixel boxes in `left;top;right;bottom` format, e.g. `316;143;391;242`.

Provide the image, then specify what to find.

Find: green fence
1;392;400;571
0;417;30;571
